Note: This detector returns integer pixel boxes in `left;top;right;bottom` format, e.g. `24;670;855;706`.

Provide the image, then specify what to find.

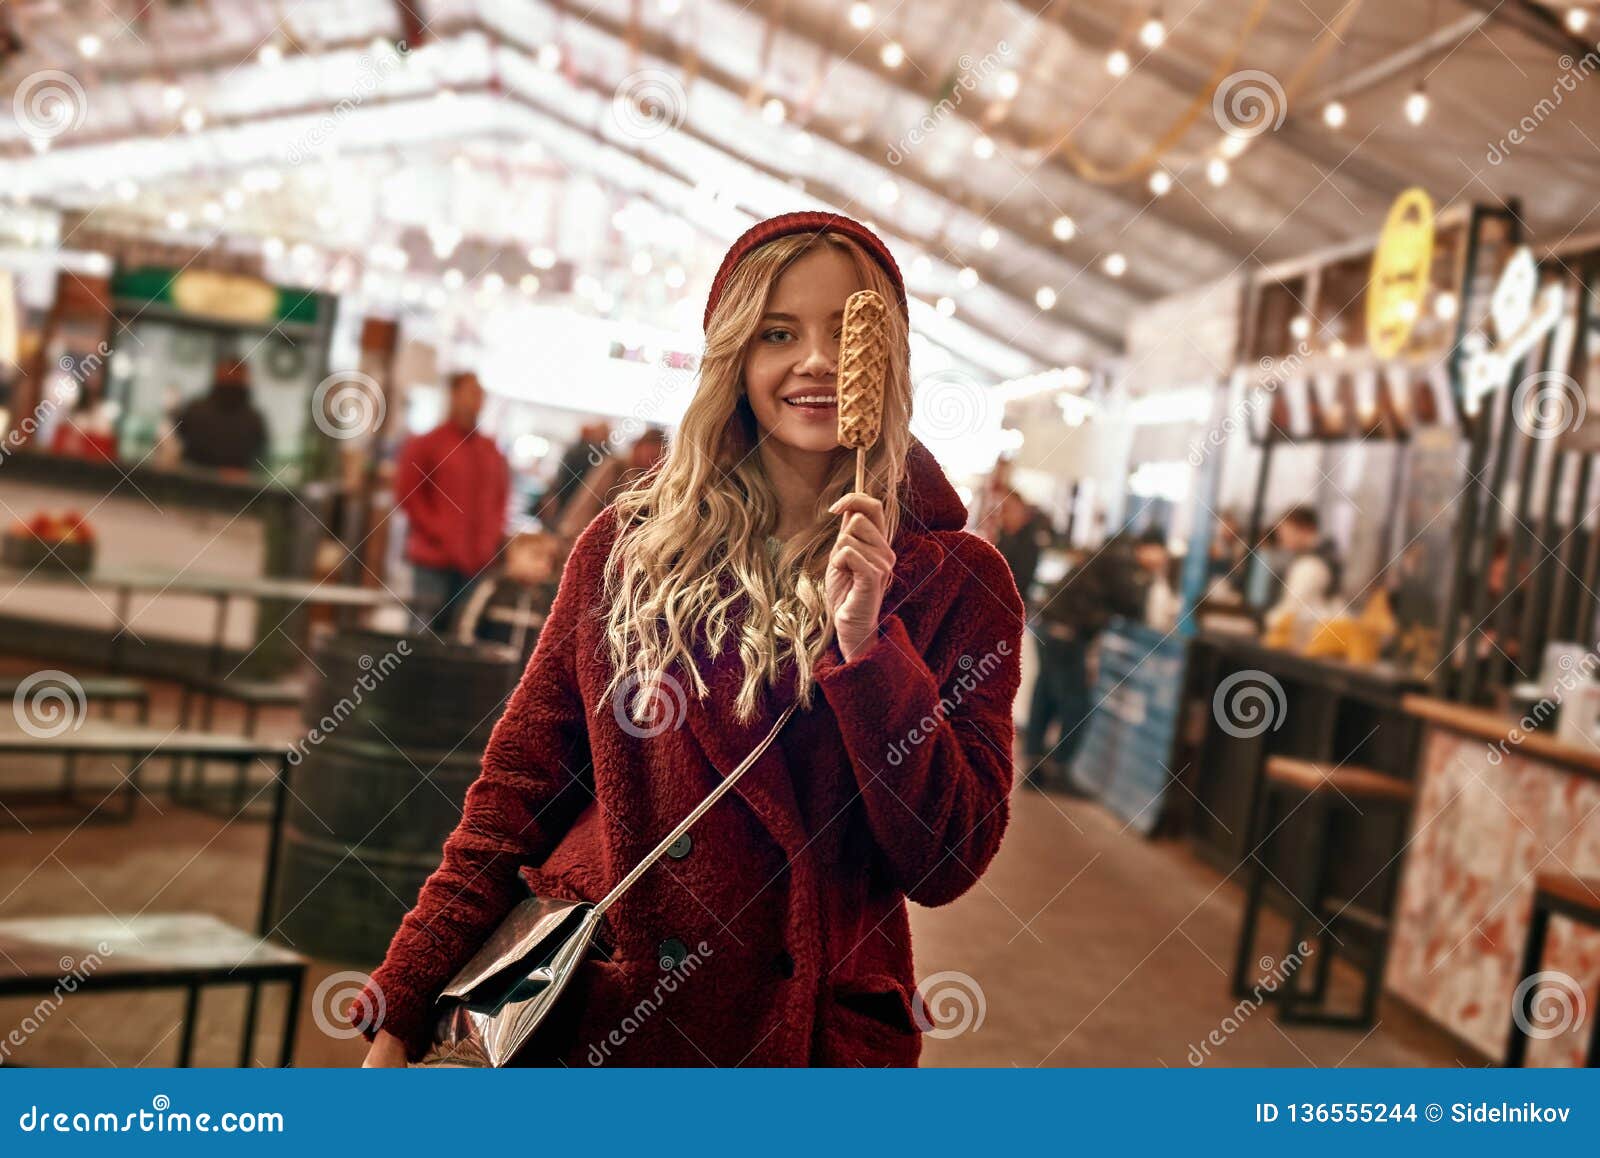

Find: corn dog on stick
837;289;888;493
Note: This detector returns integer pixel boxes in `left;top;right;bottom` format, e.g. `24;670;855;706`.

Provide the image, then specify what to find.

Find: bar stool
1231;756;1414;1028
1505;872;1600;1067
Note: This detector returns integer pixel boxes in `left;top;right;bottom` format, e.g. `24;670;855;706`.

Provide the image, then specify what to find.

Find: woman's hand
826;492;896;663
362;1029;410;1068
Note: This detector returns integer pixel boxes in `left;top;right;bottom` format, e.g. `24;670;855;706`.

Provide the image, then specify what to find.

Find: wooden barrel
270;631;525;965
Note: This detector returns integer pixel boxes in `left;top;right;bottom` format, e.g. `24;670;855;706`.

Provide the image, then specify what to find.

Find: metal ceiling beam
1456;0;1600;58
1029;2;1413;203
1304;12;1489;105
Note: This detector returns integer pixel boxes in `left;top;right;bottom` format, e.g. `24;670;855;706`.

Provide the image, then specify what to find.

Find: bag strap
592;701;798;918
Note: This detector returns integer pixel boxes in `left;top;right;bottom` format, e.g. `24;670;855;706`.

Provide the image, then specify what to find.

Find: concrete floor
0;672;1469;1068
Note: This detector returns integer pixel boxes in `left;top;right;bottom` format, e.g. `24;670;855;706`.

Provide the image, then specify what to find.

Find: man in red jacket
395;371;510;633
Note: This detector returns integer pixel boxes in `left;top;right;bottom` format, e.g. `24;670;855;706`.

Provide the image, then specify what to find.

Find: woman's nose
795;339;836;377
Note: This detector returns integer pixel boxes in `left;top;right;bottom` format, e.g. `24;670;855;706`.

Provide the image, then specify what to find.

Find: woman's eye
761;328;794;343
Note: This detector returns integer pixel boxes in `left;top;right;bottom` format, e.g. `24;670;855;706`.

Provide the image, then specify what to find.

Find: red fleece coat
395;421;510;575
351;441;1024;1066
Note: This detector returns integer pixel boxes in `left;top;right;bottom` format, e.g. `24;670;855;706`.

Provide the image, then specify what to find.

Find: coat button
666;833;693;859
657;938;689;970
773;950;795;979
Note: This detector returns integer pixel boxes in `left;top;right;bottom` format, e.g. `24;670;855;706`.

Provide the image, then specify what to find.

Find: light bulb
1219;134;1248;159
762;97;786;125
972;135;995;160
936;296;956;317
995;70;1020;100
1434;291;1459;320
957;266;979;290
911;254;932;277
1207;157;1230;185
848;2;873;30
881;42;905;69
877;179;900;205
1139;18;1166;49
259;43;283;66
1103;253;1127;278
1405;85;1429;126
1566;8;1589;33
1322;100;1347;129
1051;215;1076;242
1289;314;1312;339
1148;169;1172;196
1035;286;1057;310
78;35;102;58
163;85;185;112
979;226;999;250
1106;49;1130;77
181;106;205;132
538;43;563;71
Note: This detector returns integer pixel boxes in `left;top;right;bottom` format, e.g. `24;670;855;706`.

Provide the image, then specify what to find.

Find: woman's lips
782;393;838;417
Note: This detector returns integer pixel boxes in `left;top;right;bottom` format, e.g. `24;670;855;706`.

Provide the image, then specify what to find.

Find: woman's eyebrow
760;310;847;321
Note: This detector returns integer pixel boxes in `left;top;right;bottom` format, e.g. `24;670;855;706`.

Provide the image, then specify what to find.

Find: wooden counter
1386;693;1600;1066
1403;694;1600;783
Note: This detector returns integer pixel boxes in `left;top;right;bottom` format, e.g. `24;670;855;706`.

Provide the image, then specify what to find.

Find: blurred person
992;491;1050;601
395;370;510;633
555;426;668;538
172;358;267;472
1267;505;1341;615
1023;530;1172;789
543;420;612;524
1206;512;1247;596
356;212;1021;1068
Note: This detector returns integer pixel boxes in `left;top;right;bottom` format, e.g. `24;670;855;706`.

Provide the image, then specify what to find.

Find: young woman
355;212;1024;1067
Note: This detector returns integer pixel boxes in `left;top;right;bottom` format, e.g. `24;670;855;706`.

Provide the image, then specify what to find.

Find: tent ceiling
1;0;1595;382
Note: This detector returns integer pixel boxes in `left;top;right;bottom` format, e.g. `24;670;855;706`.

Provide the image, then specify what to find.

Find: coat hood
897;439;968;534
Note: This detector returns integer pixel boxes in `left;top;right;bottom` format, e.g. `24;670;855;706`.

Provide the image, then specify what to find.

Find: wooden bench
0;913;306;1067
0;675;149;725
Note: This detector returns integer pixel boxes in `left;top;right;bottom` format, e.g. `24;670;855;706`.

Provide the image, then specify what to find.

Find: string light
972;135;995;159
978;226;1000;250
1289;315;1311;339
877;179;899;205
957;266;980;290
162;85;186;112
1139;12;1166;49
1051;215;1076;242
77;35;102;58
880;41;905;68
537;43;563;71
1148;169;1172;196
1207;157;1230;185
848;2;873;30
1434;291;1458;320
1219;134;1248;160
911;254;933;278
936;296;956;317
1106;49;1130;77
1103;253;1127;278
180;106;205;132
1322;100;1347;128
995;70;1020;100
1035;286;1057;310
258;43;283;66
1404;83;1429;126
762;97;786;124
1567;8;1590;33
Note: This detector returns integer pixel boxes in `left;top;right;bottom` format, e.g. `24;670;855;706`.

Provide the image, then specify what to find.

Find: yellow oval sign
170;269;281;325
1367;187;1435;360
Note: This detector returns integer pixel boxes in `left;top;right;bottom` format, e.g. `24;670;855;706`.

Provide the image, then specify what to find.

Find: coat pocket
827;975;922;1066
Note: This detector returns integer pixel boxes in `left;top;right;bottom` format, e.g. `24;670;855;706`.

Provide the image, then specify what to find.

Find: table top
0;720;292;758
0;565;397;606
1404;694;1600;783
1195;631;1424;695
0;913;304;984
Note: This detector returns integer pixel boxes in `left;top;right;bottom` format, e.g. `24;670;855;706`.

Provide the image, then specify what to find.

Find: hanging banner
1367;187;1436;359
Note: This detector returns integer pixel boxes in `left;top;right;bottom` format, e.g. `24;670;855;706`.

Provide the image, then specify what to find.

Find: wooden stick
855;447;865;495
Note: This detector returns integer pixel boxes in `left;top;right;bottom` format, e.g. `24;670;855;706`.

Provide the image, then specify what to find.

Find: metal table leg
240;982;260;1068
178;984;201;1067
279;969;304;1068
257;755;291;937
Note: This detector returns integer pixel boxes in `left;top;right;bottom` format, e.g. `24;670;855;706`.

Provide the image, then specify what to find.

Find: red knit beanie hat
702;211;908;332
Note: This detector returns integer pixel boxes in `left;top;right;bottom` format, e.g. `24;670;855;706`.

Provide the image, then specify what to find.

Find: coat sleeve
347;515;610;1059
816;536;1025;907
